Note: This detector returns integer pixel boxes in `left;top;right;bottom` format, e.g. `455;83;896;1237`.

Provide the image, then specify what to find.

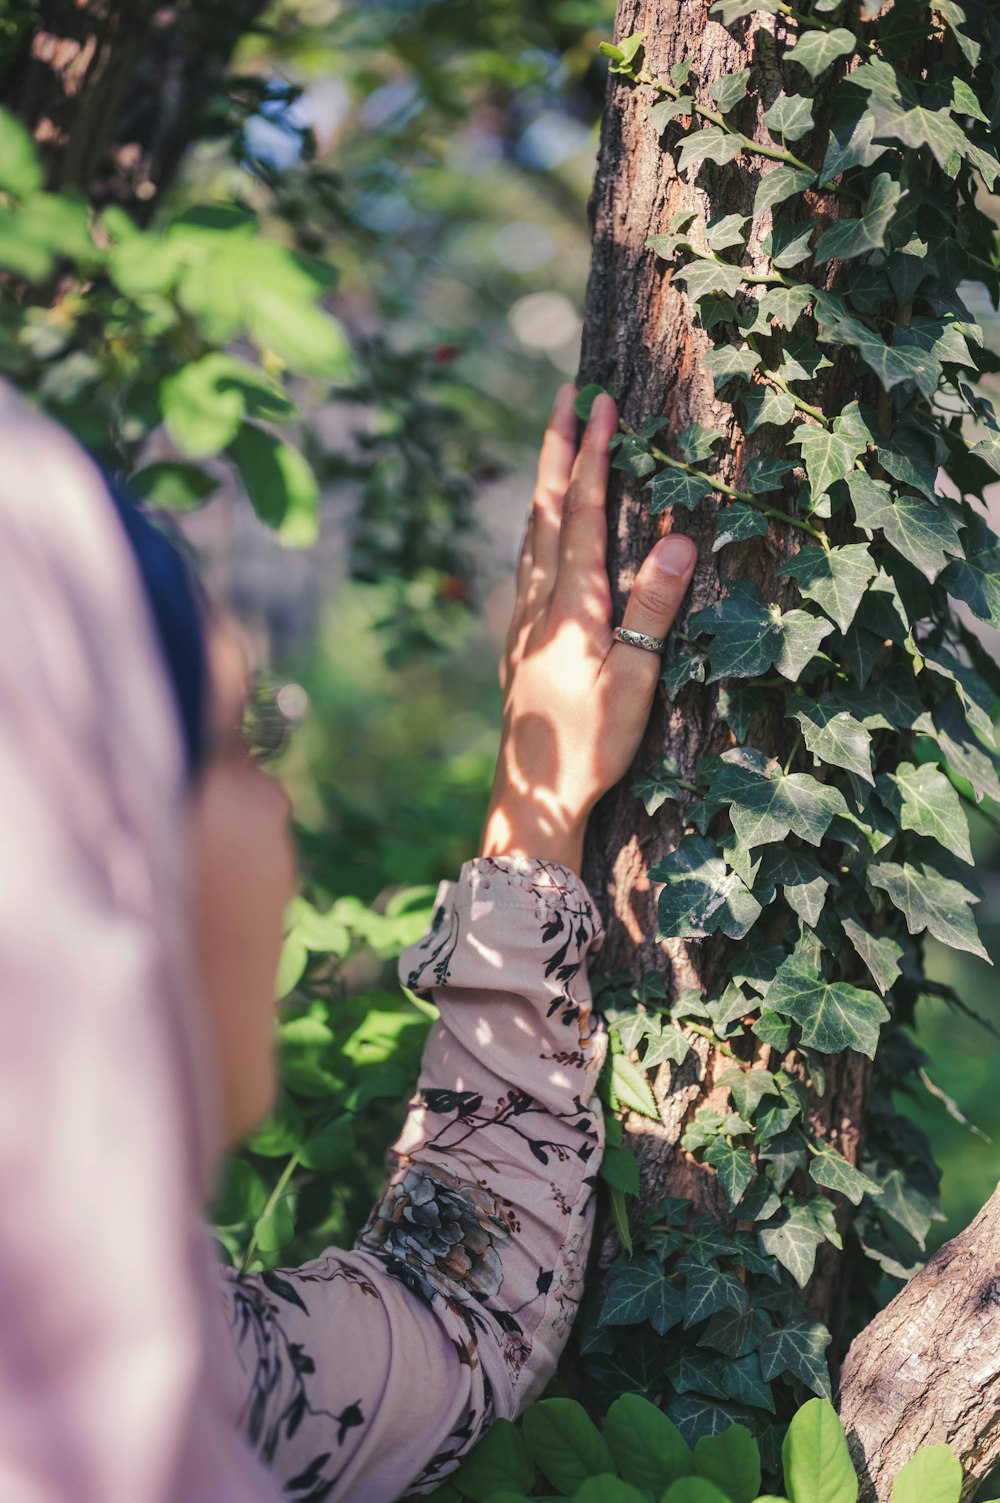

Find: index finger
551;393;617;619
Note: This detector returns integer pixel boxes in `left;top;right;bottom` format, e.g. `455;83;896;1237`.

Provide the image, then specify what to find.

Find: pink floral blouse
218;856;607;1501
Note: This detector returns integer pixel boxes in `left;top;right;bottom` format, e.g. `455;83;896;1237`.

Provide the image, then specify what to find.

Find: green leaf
840;915;902;996
677;259;745;300
247;287;355;380
934;0;981;66
777;338;832;385
649;96;696;131
763;94;815;142
809;1146;882;1205
703;1138;757;1209
710;0;780;19
788;428;866;505
228;423;320;547
759;1322;833;1400
600;1142;641;1196
744;455;796;494
758;1205;829;1287
760;284;813;329
161;354;246;458
601;1255;687;1334
298;1114;354;1171
575;384;608;419
694;1426;761;1503
787;699;873;782
766;949;889;1057
0;108;43;198
782;1399;857;1503
857;338;942;400
212;1157;269;1225
940;519;1000;630
780;544;876;634
876;762;972;864
605;1394;694;1494
610;1052;659;1119
764;220;815;270
455;1420;535;1502
889;1444;962;1503
740;385;796;433
128;461;218;512
662;1480;733;1503
751;166;818;222
785;27;856;78
678;422;726;463
704;344;760;391
870;99;968;173
714;503;769;551
710;68;752;113
691;581;834;683
709;747;849;849
846;473;962;582
522;1400;616;1495
679;127;745;174
815;173;904;263
684;1263;750;1327
573;1478;650;1503
651;833;762;941
253;1197;296;1253
647;469;715;514
929;698;1000;804
869;855;988;961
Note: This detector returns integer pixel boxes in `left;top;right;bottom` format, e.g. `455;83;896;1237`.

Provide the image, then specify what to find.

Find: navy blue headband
103;477;208;778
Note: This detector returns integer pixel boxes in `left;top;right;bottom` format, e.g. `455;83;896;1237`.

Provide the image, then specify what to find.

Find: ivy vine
569;0;1000;1459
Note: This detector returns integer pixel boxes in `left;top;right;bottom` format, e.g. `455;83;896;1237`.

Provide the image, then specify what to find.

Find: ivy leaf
601;1256;687;1334
856;337;943;400
679;127;745;175
753;166;817;222
684;1263;750;1326
759;284;813;329
707;215;749;254
717;683;766;743
815;172;904;263
877;430;939;500
785;27;856;78
840;914;903;996
779;544;877;634
647;469;716;514
713;503;769;551
922;645;996;748
869;853;989;960
758;1202;835;1287
740;385;796;432
788;427;867;502
692;581;834;682
708;747;849;849
703;344;761;391
678;422;726;463
870;99;968;173
940;518;1000;630
876;761;973;864
703;1139;757;1211
643;1024;693;1068
764;219;815;269
709;0;781;21
928;698;1000;805
765;950;890;1057
934;0;981;67
777;338;833;384
758;1321;832;1398
648;96;695;132
676;259;745;300
809;1146;883;1206
787;698;874;782
755;848;832;927
710;68;752;114
820;100;887;185
651;833;762;941
744;455;796;493
763;93;815;142
699;293;739;328
846;472;963;582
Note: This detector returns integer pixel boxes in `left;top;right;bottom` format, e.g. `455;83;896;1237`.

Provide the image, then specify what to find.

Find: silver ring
613;627;665;654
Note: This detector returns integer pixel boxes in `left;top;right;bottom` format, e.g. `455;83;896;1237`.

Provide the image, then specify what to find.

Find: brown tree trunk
837;1184;1000;1501
1;0;270;220
578;0;872;1333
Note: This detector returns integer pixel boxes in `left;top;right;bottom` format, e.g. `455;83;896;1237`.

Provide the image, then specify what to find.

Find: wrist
479;795;587;875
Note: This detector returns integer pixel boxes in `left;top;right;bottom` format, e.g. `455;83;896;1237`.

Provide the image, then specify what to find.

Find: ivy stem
783;733;802;774
682;1019;741;1060
618;421;830;547
643;74;813;173
240;1153;299;1273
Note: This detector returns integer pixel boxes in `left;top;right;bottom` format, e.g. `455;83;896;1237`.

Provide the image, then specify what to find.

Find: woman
0;379;696;1502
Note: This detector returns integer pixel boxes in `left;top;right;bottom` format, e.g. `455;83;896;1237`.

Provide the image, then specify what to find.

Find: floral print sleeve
218;855;606;1502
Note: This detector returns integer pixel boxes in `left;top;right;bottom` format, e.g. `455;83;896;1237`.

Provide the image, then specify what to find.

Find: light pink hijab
0;383;280;1500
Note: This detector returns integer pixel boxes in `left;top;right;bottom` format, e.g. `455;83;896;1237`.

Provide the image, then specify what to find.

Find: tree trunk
837;1184;1000;1501
1;0;270;220
578;0;872;1334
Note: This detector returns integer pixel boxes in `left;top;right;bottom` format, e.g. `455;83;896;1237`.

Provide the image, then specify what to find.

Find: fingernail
655;535;697;577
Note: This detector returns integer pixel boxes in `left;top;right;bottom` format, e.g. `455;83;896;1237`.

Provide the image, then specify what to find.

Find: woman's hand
480;385;697;876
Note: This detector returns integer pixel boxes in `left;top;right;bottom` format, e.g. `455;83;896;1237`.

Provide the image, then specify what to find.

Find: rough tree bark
578;0;871;1333
838;1184;1000;1501
1;0;270;220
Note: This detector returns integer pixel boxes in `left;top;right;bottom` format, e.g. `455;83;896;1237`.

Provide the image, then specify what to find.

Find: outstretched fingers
525;384;578;612
551;392;618;622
